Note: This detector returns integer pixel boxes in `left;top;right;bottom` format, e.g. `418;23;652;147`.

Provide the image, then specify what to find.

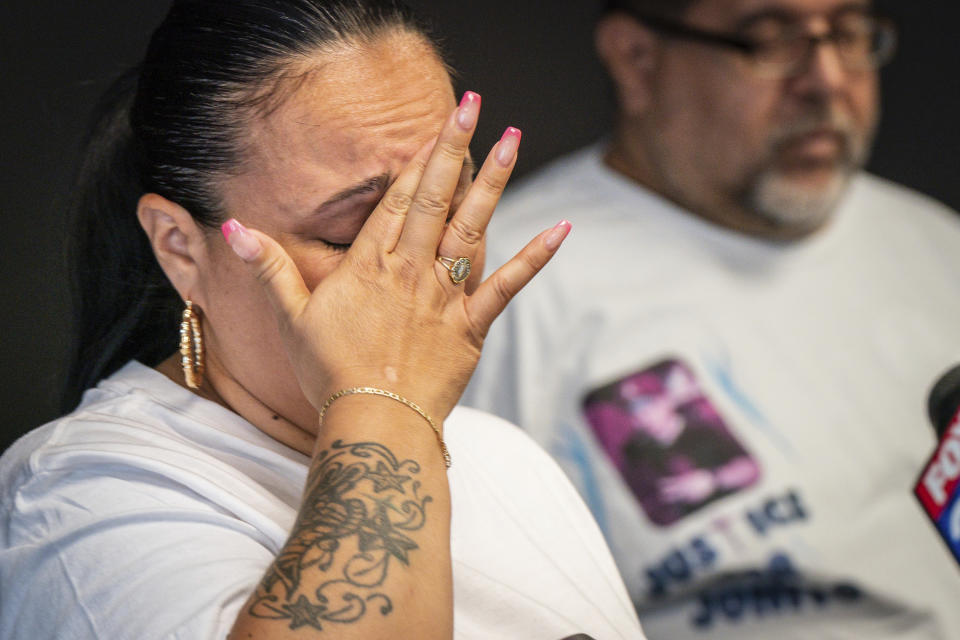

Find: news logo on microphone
914;409;960;565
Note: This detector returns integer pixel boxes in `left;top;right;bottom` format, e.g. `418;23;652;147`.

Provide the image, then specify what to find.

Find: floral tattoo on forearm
248;440;432;630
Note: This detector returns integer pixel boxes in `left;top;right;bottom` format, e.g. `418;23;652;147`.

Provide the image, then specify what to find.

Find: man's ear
136;193;207;302
595;13;661;116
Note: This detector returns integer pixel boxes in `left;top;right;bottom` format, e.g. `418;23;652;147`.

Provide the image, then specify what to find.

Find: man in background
466;0;960;637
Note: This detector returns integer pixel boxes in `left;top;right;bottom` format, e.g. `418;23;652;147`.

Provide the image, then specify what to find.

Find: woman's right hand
226;93;568;640
221;92;570;425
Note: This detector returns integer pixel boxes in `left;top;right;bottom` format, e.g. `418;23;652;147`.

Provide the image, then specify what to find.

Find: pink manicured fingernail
495;127;522;166
456;91;481;130
221;218;261;261
544;220;572;251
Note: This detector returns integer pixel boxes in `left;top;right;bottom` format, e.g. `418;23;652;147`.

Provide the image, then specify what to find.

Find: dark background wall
1;1;957;451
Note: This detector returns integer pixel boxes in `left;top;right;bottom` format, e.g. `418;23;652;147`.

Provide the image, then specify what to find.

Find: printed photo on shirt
582;358;761;526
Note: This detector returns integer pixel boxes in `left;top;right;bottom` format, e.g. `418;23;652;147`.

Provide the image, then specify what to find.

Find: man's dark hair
63;0;444;411
605;0;699;19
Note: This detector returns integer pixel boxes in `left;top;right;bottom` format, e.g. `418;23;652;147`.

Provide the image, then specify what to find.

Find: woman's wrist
318;367;466;426
314;392;450;467
319;387;450;468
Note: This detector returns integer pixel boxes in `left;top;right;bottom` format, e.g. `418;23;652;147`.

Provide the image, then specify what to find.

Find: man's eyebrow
734;1;871;32
313;174;390;216
733;7;796;32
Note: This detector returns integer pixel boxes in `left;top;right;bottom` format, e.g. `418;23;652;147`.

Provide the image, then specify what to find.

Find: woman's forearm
230;397;453;639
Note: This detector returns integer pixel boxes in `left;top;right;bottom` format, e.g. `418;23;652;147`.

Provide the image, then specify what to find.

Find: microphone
928;364;960;439
915;364;960;566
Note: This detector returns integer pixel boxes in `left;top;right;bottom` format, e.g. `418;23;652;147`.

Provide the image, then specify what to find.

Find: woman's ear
595;13;661;116
136;193;207;301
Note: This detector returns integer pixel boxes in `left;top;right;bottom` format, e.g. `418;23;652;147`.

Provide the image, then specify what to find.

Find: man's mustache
769;108;857;159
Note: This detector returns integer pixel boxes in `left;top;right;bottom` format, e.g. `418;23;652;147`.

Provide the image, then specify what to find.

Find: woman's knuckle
381;191;414;216
415;192;449;218
436;139;465;161
490;274;514;304
477;171;506;196
521;249;546;272
352;251;382;274
396;256;422;285
448;218;483;246
255;254;286;284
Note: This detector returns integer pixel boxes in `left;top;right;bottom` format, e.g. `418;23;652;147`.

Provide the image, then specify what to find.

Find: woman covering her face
0;1;643;638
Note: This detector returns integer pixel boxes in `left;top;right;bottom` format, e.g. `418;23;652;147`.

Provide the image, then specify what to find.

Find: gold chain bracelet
319;387;451;469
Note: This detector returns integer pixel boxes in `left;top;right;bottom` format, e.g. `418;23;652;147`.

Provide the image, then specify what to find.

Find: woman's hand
222;92;570;423
226;92;567;640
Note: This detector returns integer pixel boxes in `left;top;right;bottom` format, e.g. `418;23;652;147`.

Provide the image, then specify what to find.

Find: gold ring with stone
436;256;472;285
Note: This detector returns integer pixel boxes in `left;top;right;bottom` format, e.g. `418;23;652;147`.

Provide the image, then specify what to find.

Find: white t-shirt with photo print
466;144;960;639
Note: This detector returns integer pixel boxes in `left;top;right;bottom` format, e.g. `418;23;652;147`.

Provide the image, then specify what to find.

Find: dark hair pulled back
63;0;439;411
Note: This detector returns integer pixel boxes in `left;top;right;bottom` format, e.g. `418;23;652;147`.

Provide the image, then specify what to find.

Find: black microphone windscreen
927;364;960;439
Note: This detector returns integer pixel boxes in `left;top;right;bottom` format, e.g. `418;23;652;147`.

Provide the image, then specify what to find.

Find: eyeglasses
619;7;897;79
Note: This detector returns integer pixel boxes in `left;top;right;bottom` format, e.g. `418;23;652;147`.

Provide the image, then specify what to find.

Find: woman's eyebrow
312;173;390;216
312;157;477;219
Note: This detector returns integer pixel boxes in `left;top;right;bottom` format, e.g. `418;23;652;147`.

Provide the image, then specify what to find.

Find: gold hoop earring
180;300;204;389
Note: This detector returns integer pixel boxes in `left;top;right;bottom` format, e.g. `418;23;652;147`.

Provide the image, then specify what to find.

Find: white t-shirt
466;144;960;639
0;361;643;640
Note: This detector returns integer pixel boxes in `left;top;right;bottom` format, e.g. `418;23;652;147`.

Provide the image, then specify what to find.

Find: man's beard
744;108;873;231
